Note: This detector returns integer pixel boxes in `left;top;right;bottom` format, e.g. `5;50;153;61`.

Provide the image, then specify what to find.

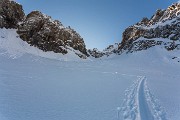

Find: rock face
0;0;25;28
2;0;180;59
119;2;180;53
88;2;180;58
88;48;104;58
88;43;119;58
0;0;89;58
17;11;88;58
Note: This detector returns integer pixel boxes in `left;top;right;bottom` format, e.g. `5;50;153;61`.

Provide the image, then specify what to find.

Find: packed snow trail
138;77;153;120
121;76;167;120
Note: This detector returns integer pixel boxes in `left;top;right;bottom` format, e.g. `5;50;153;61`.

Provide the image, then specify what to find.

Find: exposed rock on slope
0;0;88;59
119;2;180;53
17;11;89;58
88;2;180;58
88;48;105;58
0;0;25;28
88;43;119;58
1;0;180;59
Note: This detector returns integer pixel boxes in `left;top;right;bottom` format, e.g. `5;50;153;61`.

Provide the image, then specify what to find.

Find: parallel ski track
121;76;167;120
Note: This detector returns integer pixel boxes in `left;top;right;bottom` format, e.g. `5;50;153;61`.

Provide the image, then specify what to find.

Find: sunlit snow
0;29;180;120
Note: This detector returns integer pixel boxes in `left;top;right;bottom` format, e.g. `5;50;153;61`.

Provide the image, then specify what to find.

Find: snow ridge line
121;76;167;120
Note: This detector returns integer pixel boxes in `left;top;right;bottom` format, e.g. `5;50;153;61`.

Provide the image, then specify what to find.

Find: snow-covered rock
88;48;105;58
119;2;180;53
88;2;180;58
88;43;120;58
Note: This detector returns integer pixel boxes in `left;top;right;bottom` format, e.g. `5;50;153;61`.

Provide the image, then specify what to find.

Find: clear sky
16;0;177;50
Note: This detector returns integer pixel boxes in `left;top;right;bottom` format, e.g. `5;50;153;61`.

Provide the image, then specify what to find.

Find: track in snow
121;76;167;120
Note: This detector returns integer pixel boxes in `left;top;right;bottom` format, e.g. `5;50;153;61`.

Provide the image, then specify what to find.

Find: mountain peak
117;2;180;54
0;0;89;59
135;2;180;27
0;0;180;59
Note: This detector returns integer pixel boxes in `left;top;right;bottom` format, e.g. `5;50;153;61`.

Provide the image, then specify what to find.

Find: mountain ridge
118;2;180;54
0;0;88;59
0;0;180;59
78;1;180;58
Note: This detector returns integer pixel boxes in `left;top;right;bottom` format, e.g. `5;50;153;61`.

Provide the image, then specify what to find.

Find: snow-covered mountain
118;2;180;54
0;29;180;119
0;0;88;59
88;43;120;58
0;1;180;120
0;28;89;61
1;0;180;59
88;2;180;58
17;11;88;59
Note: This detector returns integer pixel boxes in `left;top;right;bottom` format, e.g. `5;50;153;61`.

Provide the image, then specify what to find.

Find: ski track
138;77;154;120
121;76;167;120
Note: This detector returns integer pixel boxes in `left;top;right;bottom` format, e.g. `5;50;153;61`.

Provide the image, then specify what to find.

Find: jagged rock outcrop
88;43;120;58
17;11;67;54
2;0;180;59
17;11;88;58
88;48;105;58
119;2;180;53
0;0;89;59
0;0;25;28
86;2;180;58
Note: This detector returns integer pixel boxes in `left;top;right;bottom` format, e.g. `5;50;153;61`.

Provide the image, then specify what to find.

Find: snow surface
0;29;180;120
0;28;87;61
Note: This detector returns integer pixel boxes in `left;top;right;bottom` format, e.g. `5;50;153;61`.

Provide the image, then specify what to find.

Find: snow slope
0;28;87;61
122;77;167;120
0;29;180;120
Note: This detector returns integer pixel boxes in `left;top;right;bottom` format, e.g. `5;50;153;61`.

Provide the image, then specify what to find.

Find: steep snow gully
121;76;167;120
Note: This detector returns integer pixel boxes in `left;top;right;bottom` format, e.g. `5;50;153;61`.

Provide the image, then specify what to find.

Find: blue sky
16;0;177;50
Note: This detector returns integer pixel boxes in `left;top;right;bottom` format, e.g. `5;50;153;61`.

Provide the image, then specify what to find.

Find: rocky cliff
0;0;25;28
88;2;180;58
17;11;88;58
1;0;180;59
0;0;88;59
88;43;119;58
119;2;180;53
